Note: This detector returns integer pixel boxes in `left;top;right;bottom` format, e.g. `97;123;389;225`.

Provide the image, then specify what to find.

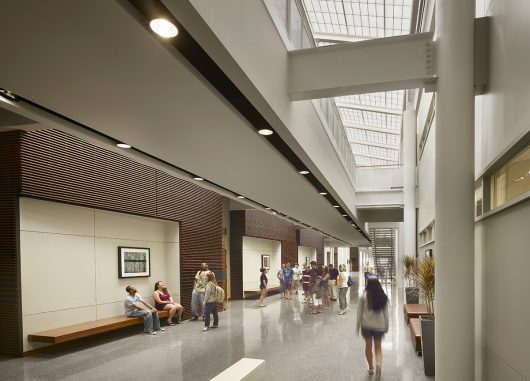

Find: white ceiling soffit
0;0;367;245
301;0;412;166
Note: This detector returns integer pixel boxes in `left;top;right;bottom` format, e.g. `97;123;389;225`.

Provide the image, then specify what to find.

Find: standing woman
356;278;389;376
259;268;268;307
202;272;219;332
153;281;184;325
337;264;349;315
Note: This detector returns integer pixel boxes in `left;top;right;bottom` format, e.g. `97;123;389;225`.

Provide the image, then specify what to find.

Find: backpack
214;285;225;303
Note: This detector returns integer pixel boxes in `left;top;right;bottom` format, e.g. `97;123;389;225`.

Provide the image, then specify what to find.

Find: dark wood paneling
245;210;297;264
229;211;245;299
297;228;325;263
0;131;22;355
0;129;223;354
156;172;223;314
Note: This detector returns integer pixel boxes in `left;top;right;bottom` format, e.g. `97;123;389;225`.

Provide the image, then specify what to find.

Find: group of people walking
125;260;389;376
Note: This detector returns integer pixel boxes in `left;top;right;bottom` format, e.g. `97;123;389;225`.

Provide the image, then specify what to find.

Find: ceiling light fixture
193;177;204;181
299;170;310;175
237;195;245;199
333;205;340;208
271;211;277;215
0;88;19;102
319;192;327;195
342;214;347;217
116;143;131;149
149;18;179;38
258;128;273;136
265;207;271;210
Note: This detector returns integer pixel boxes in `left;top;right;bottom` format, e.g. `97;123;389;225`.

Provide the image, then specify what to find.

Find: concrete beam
349;139;399;150
344;123;401;135
288;33;434;100
336;101;402;115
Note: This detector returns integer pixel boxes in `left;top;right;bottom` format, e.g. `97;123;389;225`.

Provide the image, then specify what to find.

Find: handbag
347;276;355;287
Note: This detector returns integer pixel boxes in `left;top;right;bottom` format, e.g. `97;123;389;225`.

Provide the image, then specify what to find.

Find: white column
435;0;475;379
402;93;417;293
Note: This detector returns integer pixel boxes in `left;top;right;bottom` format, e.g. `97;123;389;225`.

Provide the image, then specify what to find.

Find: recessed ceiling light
116;143;131;149
333;205;340;208
237;195;245;199
265;207;271;210
258;129;273;136
149;18;178;38
299;170;310;175
342;214;347;217
193;177;204;181
319;192;327;195
271;211;277;215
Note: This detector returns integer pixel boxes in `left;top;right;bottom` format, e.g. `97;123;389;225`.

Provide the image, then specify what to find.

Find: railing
264;0;357;184
356;165;404;191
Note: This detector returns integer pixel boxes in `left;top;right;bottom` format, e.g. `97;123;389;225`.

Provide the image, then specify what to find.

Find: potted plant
401;256;419;304
412;255;435;377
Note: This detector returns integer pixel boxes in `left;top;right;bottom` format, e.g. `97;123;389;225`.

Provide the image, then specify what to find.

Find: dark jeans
204;302;218;327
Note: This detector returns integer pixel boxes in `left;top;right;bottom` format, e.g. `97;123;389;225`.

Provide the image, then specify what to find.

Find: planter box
420;316;435;377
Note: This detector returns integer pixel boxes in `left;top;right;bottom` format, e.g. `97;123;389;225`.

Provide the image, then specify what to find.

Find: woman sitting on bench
153;281;184;326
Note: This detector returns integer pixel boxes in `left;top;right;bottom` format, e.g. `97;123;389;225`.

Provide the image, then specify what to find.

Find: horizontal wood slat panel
0;131;22;355
298;228;325;263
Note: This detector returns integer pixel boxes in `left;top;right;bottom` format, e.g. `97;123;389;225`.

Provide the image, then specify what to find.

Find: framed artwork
118;247;151;278
305;257;310;266
425;249;433;258
261;254;270;269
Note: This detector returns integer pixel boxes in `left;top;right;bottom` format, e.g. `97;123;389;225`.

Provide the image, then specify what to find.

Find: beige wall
242;236;281;291
20;198;179;352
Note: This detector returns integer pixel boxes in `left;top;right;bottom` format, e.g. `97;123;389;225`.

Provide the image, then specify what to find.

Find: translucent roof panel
304;0;413;40
302;1;413;166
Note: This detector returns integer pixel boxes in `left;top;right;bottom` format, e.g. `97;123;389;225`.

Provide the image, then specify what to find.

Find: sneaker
202;327;209;332
210;325;218;329
145;331;157;335
158;328;166;332
338;310;346;315
168;322;176;326
191;317;198;321
176;320;181;324
367;368;375;375
258;304;266;307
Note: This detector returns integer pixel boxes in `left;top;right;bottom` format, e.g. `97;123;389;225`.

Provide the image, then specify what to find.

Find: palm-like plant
401;256;417;288
411;256;435;318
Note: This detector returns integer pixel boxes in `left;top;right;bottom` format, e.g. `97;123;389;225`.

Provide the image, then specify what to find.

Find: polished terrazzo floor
2;282;434;381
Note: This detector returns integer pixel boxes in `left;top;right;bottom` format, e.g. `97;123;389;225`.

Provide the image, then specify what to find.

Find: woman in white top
336;264;349;315
356;278;389;376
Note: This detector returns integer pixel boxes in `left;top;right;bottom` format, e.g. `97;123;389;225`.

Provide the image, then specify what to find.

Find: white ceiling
0;0;368;245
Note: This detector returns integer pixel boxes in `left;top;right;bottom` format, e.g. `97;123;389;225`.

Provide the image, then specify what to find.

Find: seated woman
153;281;184;326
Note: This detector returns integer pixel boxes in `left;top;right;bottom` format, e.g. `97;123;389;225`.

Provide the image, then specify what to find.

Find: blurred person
329;263;339;300
191;263;211;321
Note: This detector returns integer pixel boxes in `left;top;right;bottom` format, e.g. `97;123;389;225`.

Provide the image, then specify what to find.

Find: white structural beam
349;139;399;150
344;123;401;135
353;153;398;162
313;32;371;43
288;33;434;100
336;102;402;115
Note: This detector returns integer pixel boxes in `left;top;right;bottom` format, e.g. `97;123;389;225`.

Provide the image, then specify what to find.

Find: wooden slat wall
229;211;245;299
0;131;22;355
0;129;222;355
245;210;297;264
297;228;325;263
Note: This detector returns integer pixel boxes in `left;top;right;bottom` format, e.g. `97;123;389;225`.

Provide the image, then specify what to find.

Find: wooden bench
403;304;428;323
210;358;265;381
409;318;422;354
29;311;169;344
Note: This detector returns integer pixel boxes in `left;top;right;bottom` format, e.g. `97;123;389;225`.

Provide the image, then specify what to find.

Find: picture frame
305;257;310;266
261;254;270;270
118;246;151;278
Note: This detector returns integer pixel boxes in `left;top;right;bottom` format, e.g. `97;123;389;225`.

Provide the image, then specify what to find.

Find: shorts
313;298;322;306
302;283;310;291
284;279;292;288
279;280;285;292
361;329;385;340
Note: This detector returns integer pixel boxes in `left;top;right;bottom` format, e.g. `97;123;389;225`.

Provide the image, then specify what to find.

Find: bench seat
409;318;422;354
403;304;428;323
29;311;168;344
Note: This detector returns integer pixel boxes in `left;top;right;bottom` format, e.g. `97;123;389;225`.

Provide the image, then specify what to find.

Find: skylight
301;1;413;166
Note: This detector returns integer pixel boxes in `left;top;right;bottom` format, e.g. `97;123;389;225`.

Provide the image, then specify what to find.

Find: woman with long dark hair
356;278;389;376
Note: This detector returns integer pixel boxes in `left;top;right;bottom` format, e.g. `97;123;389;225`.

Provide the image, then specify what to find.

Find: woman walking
258;268;268;307
356;278;389;376
337;264;349;315
202;272;219;332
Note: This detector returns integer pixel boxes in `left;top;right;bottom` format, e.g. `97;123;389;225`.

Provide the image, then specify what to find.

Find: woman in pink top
153;281;184;326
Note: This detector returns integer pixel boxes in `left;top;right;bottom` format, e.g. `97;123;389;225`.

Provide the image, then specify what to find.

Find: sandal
367;368;374;375
168;322;176;326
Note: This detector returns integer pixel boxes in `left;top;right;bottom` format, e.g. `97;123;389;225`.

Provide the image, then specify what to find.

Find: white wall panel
418;122;435;231
20;198;179;351
297;246;316;267
19;197;94;236
242;236;281;291
21;231;95;315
